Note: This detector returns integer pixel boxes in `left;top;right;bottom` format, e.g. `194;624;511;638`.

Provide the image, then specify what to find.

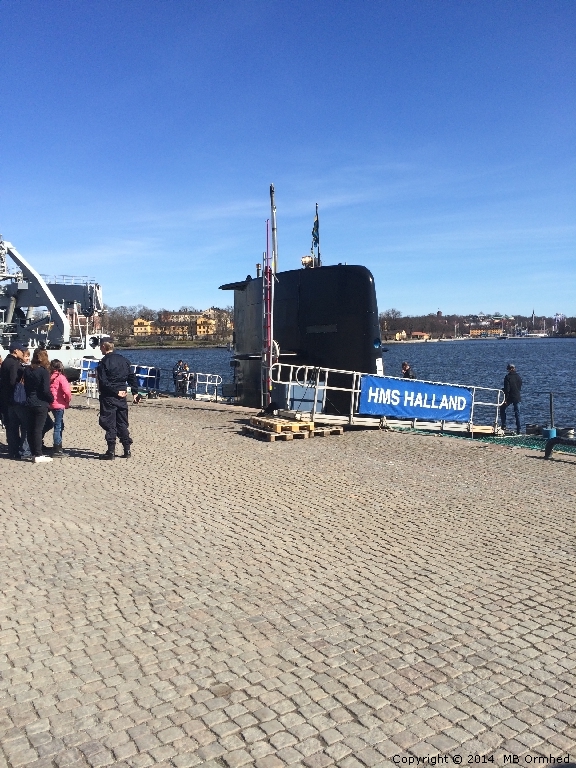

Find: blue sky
1;0;574;316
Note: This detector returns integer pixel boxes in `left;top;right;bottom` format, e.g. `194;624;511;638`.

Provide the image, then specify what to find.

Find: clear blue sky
1;0;574;316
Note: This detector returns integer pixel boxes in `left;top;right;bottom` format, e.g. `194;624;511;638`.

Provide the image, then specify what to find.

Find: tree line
379;309;575;338
103;305;234;341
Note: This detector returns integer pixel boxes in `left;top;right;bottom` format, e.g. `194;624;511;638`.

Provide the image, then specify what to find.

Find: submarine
220;262;382;409
220;186;383;410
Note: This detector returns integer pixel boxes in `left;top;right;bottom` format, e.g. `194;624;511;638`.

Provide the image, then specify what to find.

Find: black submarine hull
221;264;381;409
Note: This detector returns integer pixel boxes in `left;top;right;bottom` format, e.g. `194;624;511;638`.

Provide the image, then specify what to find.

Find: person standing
0;341;28;459
23;349;54;463
97;341;139;460
172;360;185;395
401;361;416;379
500;363;522;434
14;349;32;460
49;360;72;456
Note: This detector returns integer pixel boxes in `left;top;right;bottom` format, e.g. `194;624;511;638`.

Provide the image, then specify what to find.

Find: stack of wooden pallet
242;414;344;442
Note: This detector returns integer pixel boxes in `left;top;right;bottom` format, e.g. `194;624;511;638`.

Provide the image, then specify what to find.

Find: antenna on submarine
270;184;278;274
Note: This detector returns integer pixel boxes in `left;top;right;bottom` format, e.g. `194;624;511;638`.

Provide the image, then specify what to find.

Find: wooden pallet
242;425;312;442
250;416;314;433
277;409;311;422
470;425;499;435
311;426;344;437
242;424;342;442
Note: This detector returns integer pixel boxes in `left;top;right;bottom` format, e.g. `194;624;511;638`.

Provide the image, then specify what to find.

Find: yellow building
161;323;190;338
195;316;216;337
133;318;157;336
159;311;200;324
470;328;501;337
134;313;221;338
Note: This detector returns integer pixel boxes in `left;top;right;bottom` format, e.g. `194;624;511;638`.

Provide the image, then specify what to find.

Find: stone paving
1;397;575;768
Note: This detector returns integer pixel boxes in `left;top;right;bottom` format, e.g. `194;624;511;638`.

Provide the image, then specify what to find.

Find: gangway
270;363;505;435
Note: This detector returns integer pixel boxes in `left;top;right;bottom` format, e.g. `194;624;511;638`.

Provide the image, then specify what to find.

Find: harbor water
120;338;576;428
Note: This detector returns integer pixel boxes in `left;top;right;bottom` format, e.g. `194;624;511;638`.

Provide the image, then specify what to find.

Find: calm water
121;348;235;389
120;339;576;427
382;338;576;427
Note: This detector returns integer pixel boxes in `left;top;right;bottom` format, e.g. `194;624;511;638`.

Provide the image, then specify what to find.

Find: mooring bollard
543;393;557;439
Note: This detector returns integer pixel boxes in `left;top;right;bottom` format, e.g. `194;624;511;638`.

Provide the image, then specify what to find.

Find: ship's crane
0;237;103;349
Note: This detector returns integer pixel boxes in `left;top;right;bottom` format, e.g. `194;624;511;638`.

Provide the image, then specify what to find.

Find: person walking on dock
97;341;139;460
500;363;522;434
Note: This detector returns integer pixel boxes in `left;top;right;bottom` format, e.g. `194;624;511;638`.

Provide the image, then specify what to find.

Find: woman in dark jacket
24;349;54;463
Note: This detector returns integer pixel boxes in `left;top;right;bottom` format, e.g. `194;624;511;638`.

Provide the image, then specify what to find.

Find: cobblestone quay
1;398;575;768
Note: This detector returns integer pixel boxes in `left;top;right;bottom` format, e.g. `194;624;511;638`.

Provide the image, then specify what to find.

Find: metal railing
41;274;96;285
130;365;161;391
270;363;505;433
182;372;222;401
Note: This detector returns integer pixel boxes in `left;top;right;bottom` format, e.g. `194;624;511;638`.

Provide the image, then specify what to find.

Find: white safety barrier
130;365;161;390
79;358;99;405
270;363;505;435
182;372;222;402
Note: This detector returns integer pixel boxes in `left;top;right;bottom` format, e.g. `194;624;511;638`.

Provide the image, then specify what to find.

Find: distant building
134;310;224;339
133;318;157;336
470;328;501;337
195;316;216;337
160;323;190;338
159;310;201;324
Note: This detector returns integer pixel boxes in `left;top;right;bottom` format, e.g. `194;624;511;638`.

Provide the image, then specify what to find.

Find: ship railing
270;362;505;434
41;274;96;285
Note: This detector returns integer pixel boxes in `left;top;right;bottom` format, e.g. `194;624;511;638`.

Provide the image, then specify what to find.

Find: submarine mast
261;185;278;407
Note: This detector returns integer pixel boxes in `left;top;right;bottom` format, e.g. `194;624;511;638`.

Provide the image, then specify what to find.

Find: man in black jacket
500;363;522;434
97;341;139;459
401;361;416;379
0;341;27;459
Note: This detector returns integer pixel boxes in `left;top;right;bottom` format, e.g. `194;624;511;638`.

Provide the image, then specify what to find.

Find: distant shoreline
118;344;230;351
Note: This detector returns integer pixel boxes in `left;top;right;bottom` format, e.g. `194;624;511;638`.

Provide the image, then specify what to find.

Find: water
382;338;576;428
120;339;576;428
120;348;234;392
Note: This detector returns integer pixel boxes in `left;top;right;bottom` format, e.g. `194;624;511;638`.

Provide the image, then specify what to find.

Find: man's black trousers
99;396;132;445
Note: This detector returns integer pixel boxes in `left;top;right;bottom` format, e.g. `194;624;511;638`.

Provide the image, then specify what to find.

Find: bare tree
379;308;403;335
210;306;234;341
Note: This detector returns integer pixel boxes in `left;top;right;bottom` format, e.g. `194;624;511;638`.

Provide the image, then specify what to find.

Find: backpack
14;377;26;405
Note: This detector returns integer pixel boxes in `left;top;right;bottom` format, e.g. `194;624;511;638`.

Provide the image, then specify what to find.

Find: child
49;360;72;456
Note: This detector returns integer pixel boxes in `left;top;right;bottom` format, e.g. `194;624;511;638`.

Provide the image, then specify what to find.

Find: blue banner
359;376;473;422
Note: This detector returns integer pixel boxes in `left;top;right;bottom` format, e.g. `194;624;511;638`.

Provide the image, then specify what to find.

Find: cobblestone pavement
1;398;575;768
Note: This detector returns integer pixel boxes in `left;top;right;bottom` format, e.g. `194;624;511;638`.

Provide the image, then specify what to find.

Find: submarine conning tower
220;263;381;409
